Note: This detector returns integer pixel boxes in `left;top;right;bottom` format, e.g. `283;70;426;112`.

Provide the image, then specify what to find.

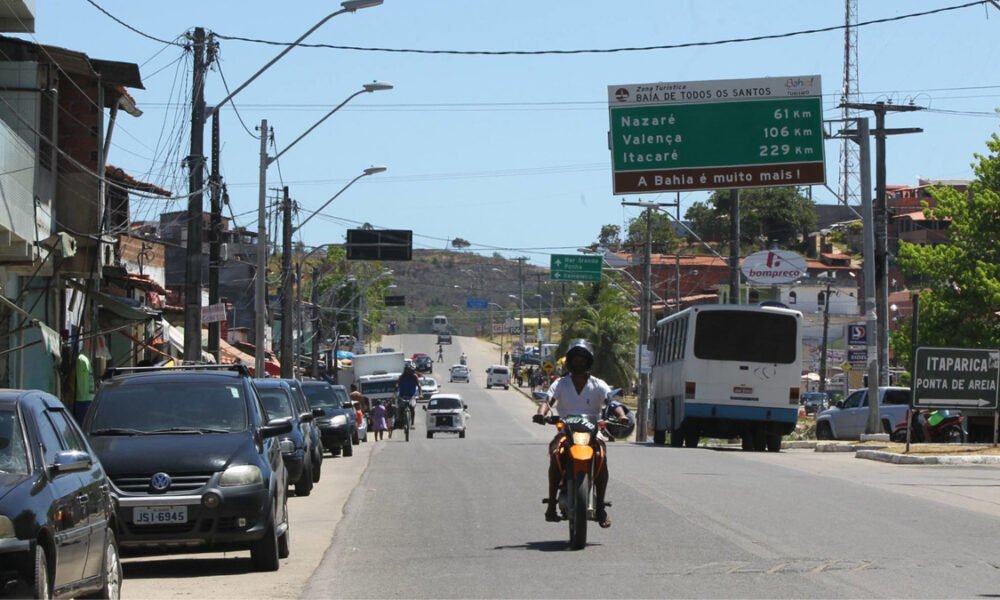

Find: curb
855;450;1000;465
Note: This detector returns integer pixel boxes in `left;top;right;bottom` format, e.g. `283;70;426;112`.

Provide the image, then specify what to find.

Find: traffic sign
912;347;1000;409
608;75;825;194
550;254;602;282
847;324;867;345
541;360;555;374
465;297;488;309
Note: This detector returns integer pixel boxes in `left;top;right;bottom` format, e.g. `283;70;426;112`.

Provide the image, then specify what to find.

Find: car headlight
0;515;15;540
571;432;592;446
220;465;263;487
331;414;348;427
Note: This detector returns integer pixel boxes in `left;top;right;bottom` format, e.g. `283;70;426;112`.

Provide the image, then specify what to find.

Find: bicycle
396;395;415;442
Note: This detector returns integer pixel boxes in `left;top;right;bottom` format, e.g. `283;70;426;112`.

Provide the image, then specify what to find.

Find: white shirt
547;374;613;418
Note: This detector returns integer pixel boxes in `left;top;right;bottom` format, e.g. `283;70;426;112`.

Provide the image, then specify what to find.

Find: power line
84;0;186;46
214;1;993;55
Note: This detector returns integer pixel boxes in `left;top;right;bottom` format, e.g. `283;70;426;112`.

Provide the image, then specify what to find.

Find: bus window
693;310;797;364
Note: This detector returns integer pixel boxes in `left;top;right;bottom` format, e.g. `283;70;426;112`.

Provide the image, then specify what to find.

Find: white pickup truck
815;386;912;440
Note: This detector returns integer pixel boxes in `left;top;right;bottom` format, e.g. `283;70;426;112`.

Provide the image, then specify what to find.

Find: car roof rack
104;362;252;380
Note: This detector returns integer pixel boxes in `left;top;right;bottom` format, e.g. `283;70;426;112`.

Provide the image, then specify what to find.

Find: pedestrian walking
437;344;445;363
371;400;387;441
385;400;397;439
503;351;510;366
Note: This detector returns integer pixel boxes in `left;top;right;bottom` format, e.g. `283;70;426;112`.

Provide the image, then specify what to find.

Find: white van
432;315;448;333
485;365;511;390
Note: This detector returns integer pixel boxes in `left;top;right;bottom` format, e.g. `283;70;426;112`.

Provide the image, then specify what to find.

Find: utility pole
311;267;320;379
818;278;833;395
207;108;222;362
842;101;923;386
622;200;676;443
183;27;207;362
254;120;269;377
515;257;527;350
728;189;741;304
280;186;293;378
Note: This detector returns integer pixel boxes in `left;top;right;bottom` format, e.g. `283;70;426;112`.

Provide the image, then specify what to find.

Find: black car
83;364;292;572
0;390;121;599
281;379;323;484
802;391;831;415
300;381;356;457
255;379;316;497
413;354;434;374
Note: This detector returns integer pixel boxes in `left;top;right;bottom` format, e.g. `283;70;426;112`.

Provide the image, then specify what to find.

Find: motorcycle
459;354;467;365
540;414;611;550
890;409;965;443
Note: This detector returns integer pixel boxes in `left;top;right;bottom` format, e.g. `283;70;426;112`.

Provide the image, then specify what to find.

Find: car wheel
342;439;353;457
78;529;122;599
33;543;51;600
486;384;491;389
277;498;291;560
427;431;433;439
352;430;360;445
250;510;280;571
504;385;509;390
312;453;322;482
816;421;833;440
295;460;314;497
459;430;466;439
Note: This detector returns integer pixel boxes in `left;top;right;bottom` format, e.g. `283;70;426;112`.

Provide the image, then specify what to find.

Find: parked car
282;378;323;483
815;386;912;440
345;392;368;444
423;394;469;438
378;347;396;353
801;391;830;415
485;365;511;389
419;376;440;401
301;381;357;457
83;364;291;572
412;353;433;374
437;333;453;345
255;379;316;496
449;364;470;383
0;390;122;599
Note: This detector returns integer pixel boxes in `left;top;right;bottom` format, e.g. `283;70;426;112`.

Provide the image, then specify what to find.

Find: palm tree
557;283;638;390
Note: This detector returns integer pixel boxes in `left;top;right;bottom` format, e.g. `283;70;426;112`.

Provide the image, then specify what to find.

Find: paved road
118;334;1000;598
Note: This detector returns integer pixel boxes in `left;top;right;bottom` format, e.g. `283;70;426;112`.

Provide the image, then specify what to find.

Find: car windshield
302;384;339;409
0;407;29;474
421;377;437;387
491;367;509;375
258;388;294;421
90;381;248;433
429;397;463;410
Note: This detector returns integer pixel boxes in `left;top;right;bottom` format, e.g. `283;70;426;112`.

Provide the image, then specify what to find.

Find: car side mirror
835;400;844;409
463;403;468;409
51;450;91;475
261;418;293;438
298;412;314;423
312;408;325;417
422;405;427;411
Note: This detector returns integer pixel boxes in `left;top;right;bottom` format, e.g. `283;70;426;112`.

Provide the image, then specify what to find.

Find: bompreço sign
740;249;807;285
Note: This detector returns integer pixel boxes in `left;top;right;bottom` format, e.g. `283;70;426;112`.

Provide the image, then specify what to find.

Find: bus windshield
694;310;797;364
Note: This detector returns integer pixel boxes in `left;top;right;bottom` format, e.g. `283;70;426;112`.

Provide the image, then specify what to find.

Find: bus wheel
653;429;666;445
684;430;700;448
741;436;754;451
765;434;782;452
752;429;767;452
669;431;683;448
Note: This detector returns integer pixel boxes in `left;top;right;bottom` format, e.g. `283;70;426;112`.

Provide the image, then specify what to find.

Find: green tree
556;282;638;390
593;224;622;252
684;186;816;250
624;211;680;254
890;130;1000;367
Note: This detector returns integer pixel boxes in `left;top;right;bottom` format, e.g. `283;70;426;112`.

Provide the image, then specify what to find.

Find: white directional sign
912;347;1000;409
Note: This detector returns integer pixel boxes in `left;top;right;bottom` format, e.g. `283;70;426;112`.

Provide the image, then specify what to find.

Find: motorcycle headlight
571;432;592;446
0;515;15;540
331;414;348;427
220;465;263;487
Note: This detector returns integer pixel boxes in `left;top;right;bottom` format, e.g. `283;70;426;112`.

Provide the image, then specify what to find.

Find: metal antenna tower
839;0;861;207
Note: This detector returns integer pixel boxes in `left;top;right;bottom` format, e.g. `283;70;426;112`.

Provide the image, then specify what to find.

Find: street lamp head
363;81;393;93
363;165;387;176
341;0;383;11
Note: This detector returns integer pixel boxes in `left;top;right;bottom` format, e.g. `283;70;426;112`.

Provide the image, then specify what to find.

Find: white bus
649;304;802;451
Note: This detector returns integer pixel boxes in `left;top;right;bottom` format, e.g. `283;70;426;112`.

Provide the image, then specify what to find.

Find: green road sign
608;75;825;194
550;254;602;282
912;347;1000;409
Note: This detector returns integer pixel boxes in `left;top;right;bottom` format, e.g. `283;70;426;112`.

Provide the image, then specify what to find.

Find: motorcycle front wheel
943;425;965;444
568;471;589;550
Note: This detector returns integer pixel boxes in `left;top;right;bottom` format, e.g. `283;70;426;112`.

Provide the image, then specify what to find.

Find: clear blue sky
26;1;1000;265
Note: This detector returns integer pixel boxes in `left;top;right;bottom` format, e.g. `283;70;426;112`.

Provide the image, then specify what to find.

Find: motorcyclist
394;365;421;427
532;339;613;528
460;352;467;365
601;391;634;441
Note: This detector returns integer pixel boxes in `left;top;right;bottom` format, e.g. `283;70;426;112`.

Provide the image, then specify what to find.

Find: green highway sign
912;347;1000;409
550;254;602;282
608;75;826;194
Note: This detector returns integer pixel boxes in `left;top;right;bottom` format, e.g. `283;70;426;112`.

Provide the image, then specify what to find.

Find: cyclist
394;365;422;429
